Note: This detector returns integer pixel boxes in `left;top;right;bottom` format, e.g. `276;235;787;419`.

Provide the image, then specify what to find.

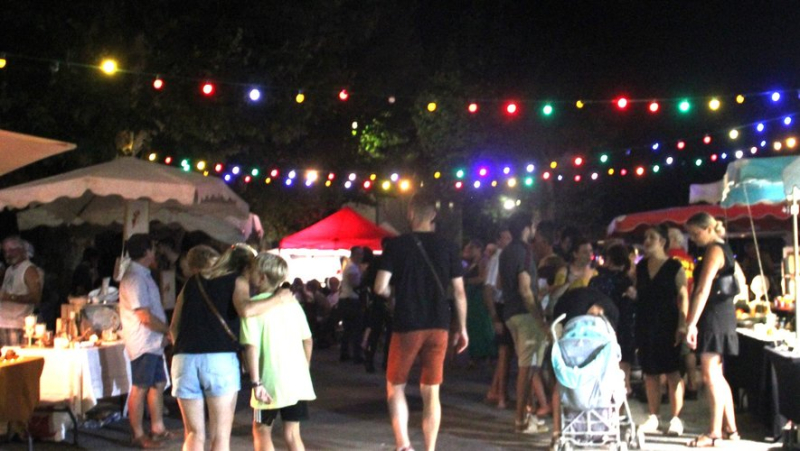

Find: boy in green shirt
241;253;315;451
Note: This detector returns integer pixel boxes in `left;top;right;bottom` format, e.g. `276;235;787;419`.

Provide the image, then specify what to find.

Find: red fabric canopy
608;203;790;236
279;207;396;251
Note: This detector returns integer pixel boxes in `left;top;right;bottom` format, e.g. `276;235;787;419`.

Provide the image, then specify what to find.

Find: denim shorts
131;353;168;388
171;352;241;399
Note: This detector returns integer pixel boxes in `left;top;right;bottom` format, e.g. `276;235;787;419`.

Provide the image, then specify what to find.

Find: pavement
3;345;793;450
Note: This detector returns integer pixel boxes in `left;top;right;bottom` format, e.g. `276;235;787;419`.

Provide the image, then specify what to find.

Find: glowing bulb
709;98;721;110
620;169;628;176
295;92;305;103
787;137;797;148
370;174;377;181
695;158;703;166
382;181;391;190
550;161;557;169
591;172;598;180
666;157;674;165
543;172;551;180
711;154;718;162
505;102;518;114
390;173;399;182
576;100;585;109
165;156;173;164
636;167;645;176
503;199;516;210
288;170;296;179
616;97;628;109
542;104;553;116
735;150;744;159
196;161;206;171
677;141;686;150
427;102;437;112
736;94;745;104
653;165;660;173
774;141;783;151
325;180;332;187
478;168;488;177
232;166;241;175
265;177;271;184
524;177;533;186
600;154;609;163
608;168;615;175
473;181;481;189
703;135;712;145
215;164;223;173
678;100;691;113
784;116;793;126
652;143;659;151
649;101;659;112
363;180;372;189
202;82;215;96
338;89;349;101
573;157;583;166
491;180;497;187
503;166;511;175
270;169;279;177
248;88;261;101
152;78;164;90
574;175;581;182
100;59;118;75
388;96;396;104
399;180;411;191
729;129;739;139
434;171;441;179
328;173;335;180
148;153;157;161
285;179;292;186
0;58;6;69
772;92;781;102
526;164;535;172
306;170;318;182
244;175;252;183
344;181;352;189
508;178;517;187
456;169;465;179
348;173;356;181
352;121;358;129
468;103;479;113
757;123;765;132
224;174;231;182
455;181;463;189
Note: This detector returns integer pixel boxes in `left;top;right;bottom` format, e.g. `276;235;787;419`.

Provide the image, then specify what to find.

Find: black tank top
173;272;241;354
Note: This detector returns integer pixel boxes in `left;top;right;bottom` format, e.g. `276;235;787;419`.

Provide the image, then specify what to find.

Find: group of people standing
118;235;314;450
465;211;741;448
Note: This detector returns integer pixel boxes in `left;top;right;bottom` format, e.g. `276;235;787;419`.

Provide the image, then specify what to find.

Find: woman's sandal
689;434;721;448
723;430;741;441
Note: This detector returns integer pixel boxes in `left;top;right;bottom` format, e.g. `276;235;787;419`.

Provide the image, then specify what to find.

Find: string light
678;100;691;113
338;89;349;101
729;129;739;139
708;98;721;111
295;92;305;103
616;97;628;109
576;100;585;109
736;94;745;104
248;88;261;102
677;141;686;150
648;101;659;113
784;116;793;126
201;82;215;96
100;59;118;75
427;102;437;112
757;123;765;132
771;92;781;102
468;103;479;113
542;104;553;116
703;135;712;145
148;153;157;161
0;57;6;69
152;77;164;90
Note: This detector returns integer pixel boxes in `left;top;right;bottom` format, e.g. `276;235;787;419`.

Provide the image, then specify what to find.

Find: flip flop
689;434;721;448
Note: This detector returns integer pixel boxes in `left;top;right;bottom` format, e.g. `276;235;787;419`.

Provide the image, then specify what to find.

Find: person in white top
338;247;364;362
0;236;43;346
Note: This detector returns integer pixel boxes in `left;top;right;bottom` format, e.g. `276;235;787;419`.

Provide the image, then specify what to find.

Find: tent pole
792;189;800;346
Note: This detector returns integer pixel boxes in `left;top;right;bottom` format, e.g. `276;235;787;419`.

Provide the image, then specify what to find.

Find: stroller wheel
633;427;646;450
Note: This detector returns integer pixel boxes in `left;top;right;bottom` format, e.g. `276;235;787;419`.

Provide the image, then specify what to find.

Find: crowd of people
0;196;773;450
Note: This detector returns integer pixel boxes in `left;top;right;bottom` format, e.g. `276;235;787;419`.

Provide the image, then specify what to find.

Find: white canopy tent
0;157;261;243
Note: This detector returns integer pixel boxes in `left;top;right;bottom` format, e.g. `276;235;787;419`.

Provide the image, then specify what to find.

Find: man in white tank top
0;236;43;346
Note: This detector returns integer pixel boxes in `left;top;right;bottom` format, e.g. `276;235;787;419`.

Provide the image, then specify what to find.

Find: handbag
713;272;740;297
193;275;249;375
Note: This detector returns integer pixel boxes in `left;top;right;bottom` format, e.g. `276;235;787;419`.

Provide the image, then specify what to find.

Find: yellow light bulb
576;100;584;109
550;161;557;169
381;181;391;190
325;180;332;187
736;94;745;104
434;171;441;179
100;59;118;75
295;93;305;104
196;161;206;171
370;174;377;181
508;178;517;187
708;98;721;111
427;102;437;112
148;153;157;161
265;177;272;184
0;58;7;69
399;180;410;191
608;168;615;175
787;137;797;148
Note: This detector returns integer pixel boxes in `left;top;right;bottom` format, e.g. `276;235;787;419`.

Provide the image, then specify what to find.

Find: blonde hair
686;212;726;237
185;245;220;274
252;252;288;293
204;243;257;279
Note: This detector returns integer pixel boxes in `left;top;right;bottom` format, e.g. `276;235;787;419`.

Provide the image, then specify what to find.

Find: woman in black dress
685;213;739;447
634;226;689;436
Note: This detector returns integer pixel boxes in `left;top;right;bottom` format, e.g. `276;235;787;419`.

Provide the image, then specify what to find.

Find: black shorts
254;401;309;426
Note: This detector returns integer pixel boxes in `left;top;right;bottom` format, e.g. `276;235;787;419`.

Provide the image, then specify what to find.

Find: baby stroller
550;314;644;451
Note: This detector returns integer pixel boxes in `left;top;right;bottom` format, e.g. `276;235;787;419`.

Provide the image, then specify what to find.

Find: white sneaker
515;415;549;434
666;417;684;436
639;414;660;434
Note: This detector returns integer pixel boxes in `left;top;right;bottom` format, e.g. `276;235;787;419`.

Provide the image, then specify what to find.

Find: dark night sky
3;1;800;234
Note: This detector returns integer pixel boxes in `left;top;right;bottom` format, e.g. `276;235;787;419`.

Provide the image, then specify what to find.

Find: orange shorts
386;329;449;385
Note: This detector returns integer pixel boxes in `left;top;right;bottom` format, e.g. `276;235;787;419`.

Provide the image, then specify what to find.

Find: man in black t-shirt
375;192;468;451
499;211;550;434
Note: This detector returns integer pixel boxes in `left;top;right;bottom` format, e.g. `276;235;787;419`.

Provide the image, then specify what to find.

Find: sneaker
666;417;684;436
639;414;660;434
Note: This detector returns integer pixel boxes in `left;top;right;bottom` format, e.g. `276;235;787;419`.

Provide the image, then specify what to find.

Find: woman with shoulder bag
684;213;740;447
170;244;292;451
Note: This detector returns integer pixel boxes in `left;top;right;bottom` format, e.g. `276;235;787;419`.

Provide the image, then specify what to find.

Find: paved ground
3;346;792;450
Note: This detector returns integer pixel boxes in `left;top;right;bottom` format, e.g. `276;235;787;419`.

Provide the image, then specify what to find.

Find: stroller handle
551;313;567;341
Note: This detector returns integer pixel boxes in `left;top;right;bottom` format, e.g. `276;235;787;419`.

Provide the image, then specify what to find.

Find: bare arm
245;344;260;384
451;276;470;353
519;270;546;329
133;308;169;334
303;338;313;364
674;267;689;345
235;276;294;318
169;288;185;342
374;270;392;298
1;266;42;305
686;245;725;348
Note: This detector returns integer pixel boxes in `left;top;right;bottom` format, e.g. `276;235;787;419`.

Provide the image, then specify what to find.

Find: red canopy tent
608;203;790;236
279;207;396;251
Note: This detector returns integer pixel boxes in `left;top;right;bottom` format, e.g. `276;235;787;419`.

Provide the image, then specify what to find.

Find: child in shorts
241;253;316;451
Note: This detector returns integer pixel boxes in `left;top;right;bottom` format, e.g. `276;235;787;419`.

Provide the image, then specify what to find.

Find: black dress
635;258;683;375
693;242;739;356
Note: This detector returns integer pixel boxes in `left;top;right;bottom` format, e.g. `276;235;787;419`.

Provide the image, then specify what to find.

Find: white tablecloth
2;342;131;417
